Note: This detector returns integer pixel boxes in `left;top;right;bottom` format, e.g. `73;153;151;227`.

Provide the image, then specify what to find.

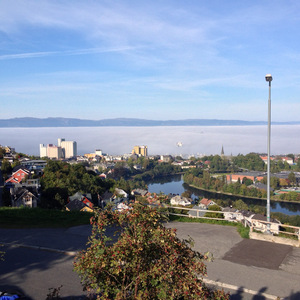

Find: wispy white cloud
0;46;137;60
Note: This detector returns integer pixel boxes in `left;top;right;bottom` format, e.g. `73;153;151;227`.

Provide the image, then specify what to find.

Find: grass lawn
0;207;92;228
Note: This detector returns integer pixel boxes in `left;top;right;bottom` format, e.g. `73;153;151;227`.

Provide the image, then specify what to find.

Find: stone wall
250;231;300;248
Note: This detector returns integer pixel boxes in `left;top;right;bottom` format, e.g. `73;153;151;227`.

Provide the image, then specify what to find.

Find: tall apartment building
47;144;64;159
40;138;77;159
39;144;48;158
59;138;77;158
132;145;148;157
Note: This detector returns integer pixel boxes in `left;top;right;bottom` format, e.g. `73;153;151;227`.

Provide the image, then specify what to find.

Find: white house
222;207;244;222
242;212;281;234
198;198;217;209
170;195;191;206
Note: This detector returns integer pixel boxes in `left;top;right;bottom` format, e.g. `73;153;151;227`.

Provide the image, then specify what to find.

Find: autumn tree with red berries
74;203;229;299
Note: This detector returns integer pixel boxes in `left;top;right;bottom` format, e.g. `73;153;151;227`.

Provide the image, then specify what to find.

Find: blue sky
1;0;300;121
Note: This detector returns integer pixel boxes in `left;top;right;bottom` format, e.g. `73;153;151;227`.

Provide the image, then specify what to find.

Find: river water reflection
147;175;300;216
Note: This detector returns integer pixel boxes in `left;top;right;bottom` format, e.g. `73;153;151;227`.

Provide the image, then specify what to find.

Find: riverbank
148;175;300;216
186;183;300;205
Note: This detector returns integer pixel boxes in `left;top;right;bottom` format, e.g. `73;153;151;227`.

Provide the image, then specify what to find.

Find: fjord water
1;125;300;156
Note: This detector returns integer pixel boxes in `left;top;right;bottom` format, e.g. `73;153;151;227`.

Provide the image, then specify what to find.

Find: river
147;175;300;216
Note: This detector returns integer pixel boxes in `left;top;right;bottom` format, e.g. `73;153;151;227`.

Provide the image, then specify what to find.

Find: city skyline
1;1;300;122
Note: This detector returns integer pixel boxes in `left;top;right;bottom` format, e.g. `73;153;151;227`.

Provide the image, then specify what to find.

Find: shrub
74;203;229;299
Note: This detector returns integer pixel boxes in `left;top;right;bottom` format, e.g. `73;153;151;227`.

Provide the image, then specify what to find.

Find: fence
163;205;300;242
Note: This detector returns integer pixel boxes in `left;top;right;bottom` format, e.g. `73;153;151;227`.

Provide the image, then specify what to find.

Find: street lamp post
265;74;272;233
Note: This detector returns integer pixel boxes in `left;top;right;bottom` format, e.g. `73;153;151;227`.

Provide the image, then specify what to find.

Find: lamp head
265;74;273;82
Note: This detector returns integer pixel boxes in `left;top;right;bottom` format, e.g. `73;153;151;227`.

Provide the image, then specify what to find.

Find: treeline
233;153;300;172
199;155;235;172
190;153;298;172
272;212;300;227
232;153;266;171
41;160;113;209
184;170;300;202
183;171;268;199
133;162;182;181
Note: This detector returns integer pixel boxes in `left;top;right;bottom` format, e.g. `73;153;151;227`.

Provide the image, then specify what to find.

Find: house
3;155;14;163
5;166;31;184
4;146;15;154
250;214;280;234
170;195;191;206
198;198;217;209
101;191;114;203
260;156;275;164
222;207;243;222
160;155;173;163
99;173;107;179
241;212;281;234
20;160;47;174
280;157;294;165
131;189;148;197
11;188;38;208
249;182;274;192
115;202;131;212
69;192;94;209
114;188;128;201
188;205;206;218
226;172;265;184
66;199;93;212
133;164;142;170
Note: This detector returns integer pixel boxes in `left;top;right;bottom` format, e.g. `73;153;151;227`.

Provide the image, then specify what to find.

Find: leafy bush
74;203;230;299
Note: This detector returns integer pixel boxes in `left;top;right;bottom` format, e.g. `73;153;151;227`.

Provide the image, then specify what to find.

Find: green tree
181;190;192;198
1;159;12;179
0;147;6;159
242;177;253;186
232;153;265;171
74;204;229;300
270;177;280;190
288;172;296;186
11;160;20;169
233;199;248;211
41;160;110;208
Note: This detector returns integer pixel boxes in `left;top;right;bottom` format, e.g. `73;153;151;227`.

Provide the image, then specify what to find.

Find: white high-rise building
95;149;102;156
39;144;47;158
39;138;77;159
59;138;77;158
58;138;65;147
47;144;63;159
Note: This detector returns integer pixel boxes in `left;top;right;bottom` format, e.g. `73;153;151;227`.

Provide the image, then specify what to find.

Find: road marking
1;242;78;256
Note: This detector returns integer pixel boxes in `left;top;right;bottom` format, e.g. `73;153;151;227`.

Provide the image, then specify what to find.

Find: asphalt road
0;223;300;299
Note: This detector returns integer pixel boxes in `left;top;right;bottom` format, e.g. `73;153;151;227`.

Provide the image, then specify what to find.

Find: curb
203;278;281;299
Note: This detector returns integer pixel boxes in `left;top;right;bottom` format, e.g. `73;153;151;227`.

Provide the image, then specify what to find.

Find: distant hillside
0;117;299;127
